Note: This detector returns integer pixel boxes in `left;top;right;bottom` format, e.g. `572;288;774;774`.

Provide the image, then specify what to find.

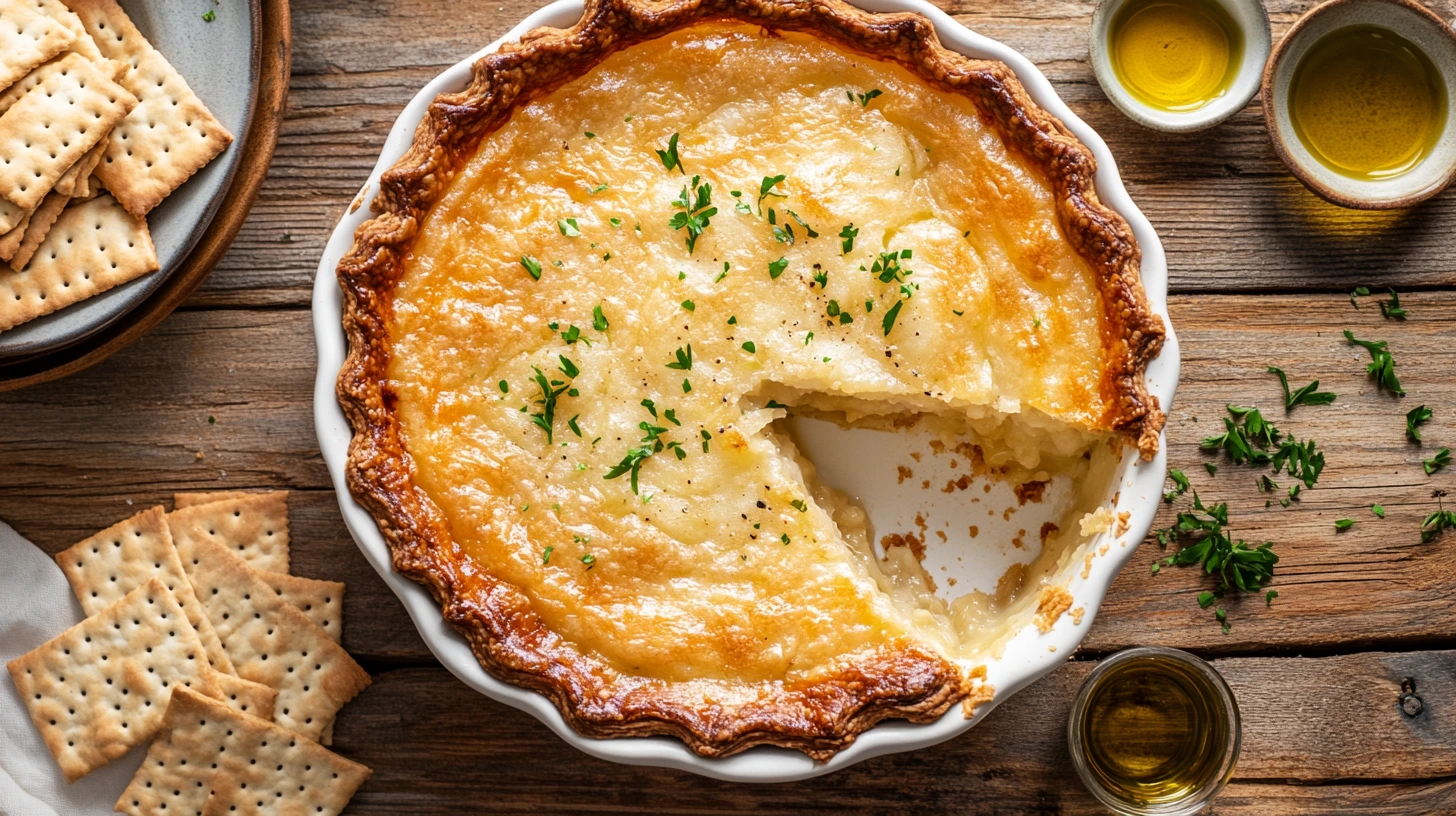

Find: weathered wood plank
331;652;1456;813
187;0;1456;309
2;294;1453;662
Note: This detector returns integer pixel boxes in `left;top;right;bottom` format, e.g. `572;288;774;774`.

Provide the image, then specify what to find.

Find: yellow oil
1291;25;1447;179
1109;0;1243;112
1077;657;1232;806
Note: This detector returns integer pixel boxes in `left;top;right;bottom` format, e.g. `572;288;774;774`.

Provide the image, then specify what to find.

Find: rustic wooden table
5;0;1456;812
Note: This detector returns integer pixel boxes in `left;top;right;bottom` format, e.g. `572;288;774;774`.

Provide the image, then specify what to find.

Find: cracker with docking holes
67;0;234;217
212;671;279;722
0;208;28;260
8;188;65;269
115;686;371;816
5;578;222;781
178;534;371;741
27;0;105;62
260;570;346;643
0;193;157;331
55;505;235;676
167;491;291;574
0;0;74;90
175;489;260;509
0;52;135;211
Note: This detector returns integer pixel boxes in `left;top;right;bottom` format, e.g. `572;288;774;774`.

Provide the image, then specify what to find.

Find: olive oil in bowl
1109;0;1245;112
1290;25;1448;180
1068;648;1241;815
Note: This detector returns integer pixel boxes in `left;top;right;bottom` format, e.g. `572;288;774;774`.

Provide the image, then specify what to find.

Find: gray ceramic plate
0;0;260;361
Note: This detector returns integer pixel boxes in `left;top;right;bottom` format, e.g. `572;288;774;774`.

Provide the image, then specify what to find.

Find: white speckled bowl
313;0;1180;782
1090;0;1271;132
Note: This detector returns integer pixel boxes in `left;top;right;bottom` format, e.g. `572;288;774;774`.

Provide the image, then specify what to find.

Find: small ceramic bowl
1262;0;1456;209
1090;0;1272;131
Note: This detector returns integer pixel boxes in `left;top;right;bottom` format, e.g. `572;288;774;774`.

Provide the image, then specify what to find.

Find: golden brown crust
335;0;1162;759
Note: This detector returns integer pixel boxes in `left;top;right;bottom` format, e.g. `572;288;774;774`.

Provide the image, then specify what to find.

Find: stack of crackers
6;491;373;815
0;0;232;332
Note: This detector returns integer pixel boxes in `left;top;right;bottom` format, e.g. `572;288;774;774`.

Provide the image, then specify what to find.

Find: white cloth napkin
0;520;141;816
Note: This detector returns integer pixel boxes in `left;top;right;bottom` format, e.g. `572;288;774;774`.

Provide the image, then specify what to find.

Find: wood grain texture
2;293;1454;664
334;653;1456;813
185;0;1456;310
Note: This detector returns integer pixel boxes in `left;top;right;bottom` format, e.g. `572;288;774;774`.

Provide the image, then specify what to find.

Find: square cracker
27;0;105;62
6;578;223;781
175;489;259;509
178;535;371;741
167;491;291;574
55;505;235;676
259;570;345;643
211;670;278;722
0;0;74;90
0;208;28;260
7;187;64;269
67;0;234;216
115;686;371;816
53;132;107;199
0;52;136;210
0;193;157;332
0;48;124;118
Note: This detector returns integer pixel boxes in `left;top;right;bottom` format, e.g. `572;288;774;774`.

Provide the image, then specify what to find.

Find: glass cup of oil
1263;0;1456;209
1067;647;1241;815
1089;0;1272;131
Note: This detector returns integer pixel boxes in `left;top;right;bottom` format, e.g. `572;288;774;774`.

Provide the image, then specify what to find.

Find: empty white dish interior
1266;0;1456;205
1089;0;1271;132
312;0;1179;782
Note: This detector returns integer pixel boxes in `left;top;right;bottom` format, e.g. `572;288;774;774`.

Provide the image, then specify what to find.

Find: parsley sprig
1380;288;1408;320
1268;365;1335;410
669;176;717;254
656;132;684;174
1201;405;1324;489
1423;502;1456;543
1425;448;1451;476
1153;491;1278;628
1407;405;1433;443
1344;330;1405;395
527;356;579;444
666;344;693;371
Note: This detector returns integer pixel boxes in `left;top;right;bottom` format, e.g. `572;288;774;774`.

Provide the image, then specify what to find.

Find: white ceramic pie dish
312;0;1180;782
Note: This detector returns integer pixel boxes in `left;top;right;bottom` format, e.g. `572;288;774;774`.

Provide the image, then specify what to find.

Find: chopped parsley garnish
742;341;756;353
610;217;622;228
758;174;786;211
682;379;692;393
1201;405;1324;489
681;299;695;312
567;415;582;437
1423;504;1456;543
769;209;796;245
790;499;808;512
1380;288;1408;320
559;325;587;346
202;8;215;21
663;408;680;426
1344;330;1404;395
667;344;693;370
1265;589;1278;605
881;300;903;336
864;299;874;312
1204;462;1217;476
557;354;580;379
557;218;580;237
542;546;553;564
1335;518;1355;531
765;400;788;409
727;315;737;325
851;88;883;107
700;429;712;452
581;553;596;569
520;255;543;280
528;362;576;444
1424;448;1451;476
656;132;684;174
592;304;609;332
1164;468;1190;502
641;398;658;418
588;183;608;195
768;257;789;279
781;533;791;545
1153;492;1278;623
1407;405;1433;442
839;223;859;254
1349;286;1371;307
826;300;852;324
716;262;729;283
584;131;596;139
1373;504;1386;518
786;209;818;238
498;380;509;393
1268;365;1335;410
669;176;717;253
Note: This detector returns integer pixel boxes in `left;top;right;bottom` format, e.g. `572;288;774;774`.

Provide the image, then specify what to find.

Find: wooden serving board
3;0;1455;812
